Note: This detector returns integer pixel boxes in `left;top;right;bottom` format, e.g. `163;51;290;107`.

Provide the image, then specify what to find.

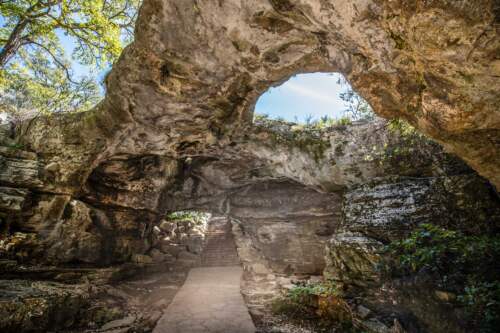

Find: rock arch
18;0;500;192
2;1;500;332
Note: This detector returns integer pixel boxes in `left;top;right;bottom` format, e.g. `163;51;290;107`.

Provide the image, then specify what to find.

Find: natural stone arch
3;2;500;332
20;0;500;193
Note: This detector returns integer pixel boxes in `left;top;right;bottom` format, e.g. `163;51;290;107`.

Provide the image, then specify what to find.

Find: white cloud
284;82;342;106
255;73;348;121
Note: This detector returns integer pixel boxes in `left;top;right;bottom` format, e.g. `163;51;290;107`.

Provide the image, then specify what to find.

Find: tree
0;0;140;116
337;76;374;121
0;48;100;119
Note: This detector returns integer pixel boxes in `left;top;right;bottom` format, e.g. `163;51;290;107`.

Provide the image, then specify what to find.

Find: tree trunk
0;19;29;68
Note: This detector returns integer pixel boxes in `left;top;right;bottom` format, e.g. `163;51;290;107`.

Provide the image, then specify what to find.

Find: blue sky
57;31;110;86
255;73;348;122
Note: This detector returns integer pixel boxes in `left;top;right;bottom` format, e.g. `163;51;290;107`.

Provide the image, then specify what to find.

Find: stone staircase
200;216;240;267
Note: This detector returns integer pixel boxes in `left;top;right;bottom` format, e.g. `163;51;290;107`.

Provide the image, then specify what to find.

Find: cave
1;1;499;333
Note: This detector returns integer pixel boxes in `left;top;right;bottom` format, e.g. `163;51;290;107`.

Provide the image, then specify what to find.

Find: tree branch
26;39;78;85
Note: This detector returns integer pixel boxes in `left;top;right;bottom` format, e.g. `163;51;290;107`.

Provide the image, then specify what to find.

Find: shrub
6;142;24;150
384;224;500;332
271;281;362;332
387;118;419;137
165;211;209;225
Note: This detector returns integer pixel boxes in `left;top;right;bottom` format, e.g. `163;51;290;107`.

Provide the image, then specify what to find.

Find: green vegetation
384;224;500;333
387;118;420;138
271;280;364;332
254;109;363;131
0;0;140;118
254;114;334;162
254;107;365;161
5;141;24;150
337;76;374;121
372;117;434;171
165;211;209;226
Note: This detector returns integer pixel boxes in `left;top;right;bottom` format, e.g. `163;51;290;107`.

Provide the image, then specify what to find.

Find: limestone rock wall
0;144;159;267
2;107;499;332
324;174;500;332
165;159;341;276
6;0;496;195
0;280;90;332
100;0;500;189
247;118;470;190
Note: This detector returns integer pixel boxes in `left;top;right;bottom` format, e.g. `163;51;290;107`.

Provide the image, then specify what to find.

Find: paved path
153;266;255;333
153;217;255;333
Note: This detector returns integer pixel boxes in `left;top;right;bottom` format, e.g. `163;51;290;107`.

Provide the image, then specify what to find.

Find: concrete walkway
153;266;255;333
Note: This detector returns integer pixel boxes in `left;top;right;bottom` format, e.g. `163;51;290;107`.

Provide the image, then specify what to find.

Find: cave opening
253;72;374;125
148;210;256;332
150;210;240;268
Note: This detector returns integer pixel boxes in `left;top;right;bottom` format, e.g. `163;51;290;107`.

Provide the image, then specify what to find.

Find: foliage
312;115;351;129
165;211;210;226
0;49;100;117
5;141;24;150
372;117;435;171
458;281;500;333
0;0;141;117
337;76;375;121
384;224;500;332
387;118;420;137
253;113;270;122
253;115;353;162
271;281;362;332
286;280;342;302
254;112;351;130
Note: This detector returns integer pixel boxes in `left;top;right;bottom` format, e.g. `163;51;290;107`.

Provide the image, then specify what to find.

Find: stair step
199;218;240;268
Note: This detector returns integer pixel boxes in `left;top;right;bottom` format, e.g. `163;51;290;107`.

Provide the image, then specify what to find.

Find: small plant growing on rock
6;142;24;150
253;113;270;122
165;211;209;226
271;280;363;332
387;118;419;137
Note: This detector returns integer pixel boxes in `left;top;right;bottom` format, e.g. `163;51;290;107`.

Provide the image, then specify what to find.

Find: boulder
325;232;383;287
0;187;29;212
159;220;176;233
131;254;153;264
0;280;89;332
0;147;42;188
160;243;184;257
149;249;171;263
185;235;204;254
45;200;104;265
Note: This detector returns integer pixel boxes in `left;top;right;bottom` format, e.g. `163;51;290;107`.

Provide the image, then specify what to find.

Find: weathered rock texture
17;0;500;190
2;114;499;332
1;0;500;332
324;174;500;332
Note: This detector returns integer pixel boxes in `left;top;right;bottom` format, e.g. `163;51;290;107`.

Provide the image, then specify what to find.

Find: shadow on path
153;266;255;333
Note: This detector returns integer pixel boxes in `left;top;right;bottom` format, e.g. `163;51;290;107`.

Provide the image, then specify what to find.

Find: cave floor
152;266;256;333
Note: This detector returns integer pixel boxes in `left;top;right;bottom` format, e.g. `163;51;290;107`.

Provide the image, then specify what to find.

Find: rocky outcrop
324;174;500;332
48;1;500;184
0;280;90;332
7;0;496;193
150;212;209;264
4;111;499;332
